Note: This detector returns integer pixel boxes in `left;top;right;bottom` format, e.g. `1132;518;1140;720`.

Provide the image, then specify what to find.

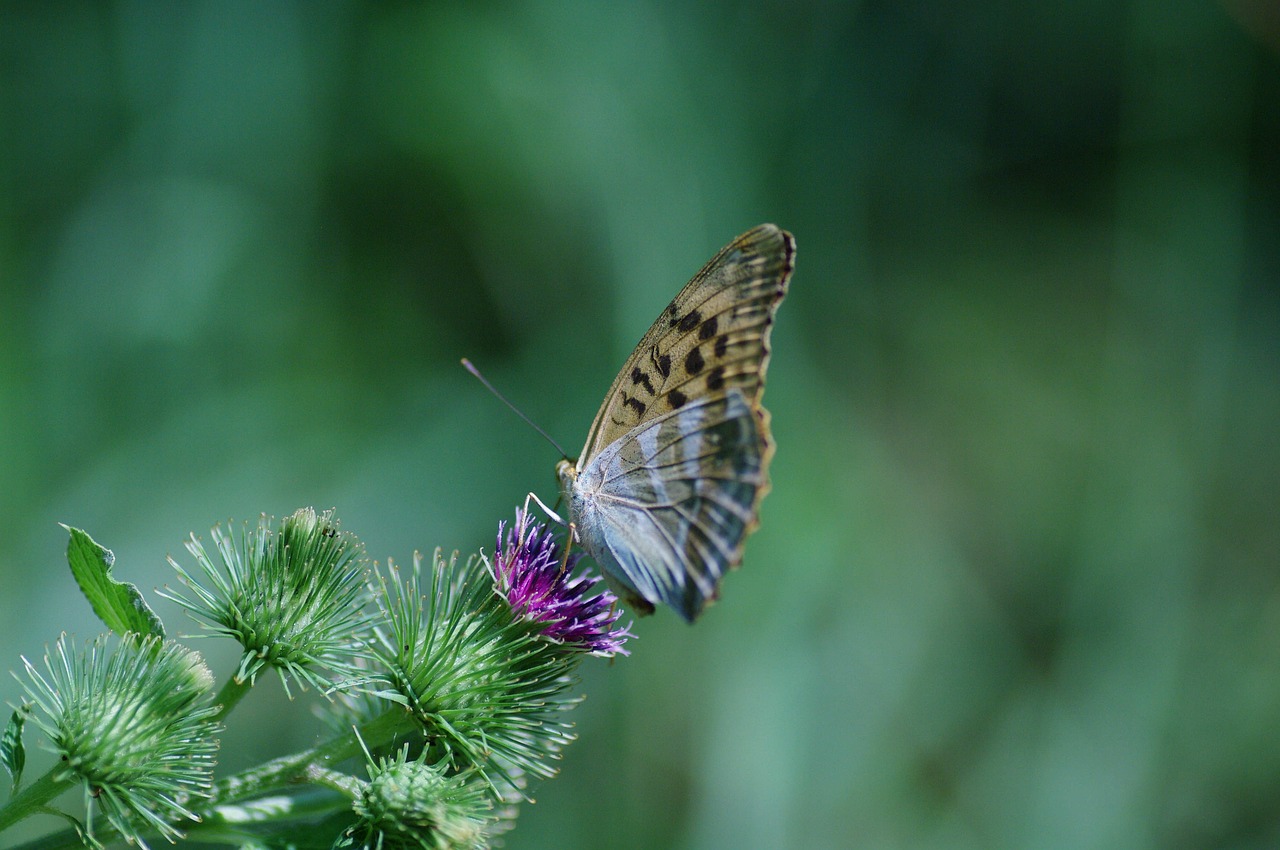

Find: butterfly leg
524;491;565;526
520;491;578;575
559;525;577;576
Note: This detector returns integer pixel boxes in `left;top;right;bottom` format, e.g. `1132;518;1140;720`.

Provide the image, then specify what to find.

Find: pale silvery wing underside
568;390;767;622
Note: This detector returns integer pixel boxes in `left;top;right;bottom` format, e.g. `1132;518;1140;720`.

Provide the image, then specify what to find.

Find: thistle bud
18;633;220;847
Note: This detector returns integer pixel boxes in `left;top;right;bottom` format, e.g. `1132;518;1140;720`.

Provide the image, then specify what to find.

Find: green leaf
2;706;26;790
61;524;165;640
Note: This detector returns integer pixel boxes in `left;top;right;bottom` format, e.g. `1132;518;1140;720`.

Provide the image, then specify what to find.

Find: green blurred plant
0;507;631;850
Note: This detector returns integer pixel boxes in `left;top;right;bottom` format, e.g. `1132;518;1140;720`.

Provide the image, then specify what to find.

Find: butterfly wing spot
676;309;702;333
698;316;719;340
630;366;655;395
667;389;687;410
622;394;647;416
654;351;672;379
714;335;728;359
684;346;705;376
706;366;725;391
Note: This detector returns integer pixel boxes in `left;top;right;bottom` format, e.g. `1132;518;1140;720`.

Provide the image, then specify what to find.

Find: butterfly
556;224;793;622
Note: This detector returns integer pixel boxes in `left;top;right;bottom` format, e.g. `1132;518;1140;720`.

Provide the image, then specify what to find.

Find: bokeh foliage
1;2;1278;849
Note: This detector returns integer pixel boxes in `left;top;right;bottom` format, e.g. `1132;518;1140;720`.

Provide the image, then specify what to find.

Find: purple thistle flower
491;509;632;657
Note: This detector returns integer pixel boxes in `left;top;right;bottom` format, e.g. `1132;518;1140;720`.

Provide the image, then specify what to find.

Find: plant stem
210;675;252;723
209;707;416;805
0;766;75;834
1;708;419;850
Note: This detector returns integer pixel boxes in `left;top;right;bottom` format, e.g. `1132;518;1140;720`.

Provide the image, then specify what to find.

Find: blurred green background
2;2;1279;848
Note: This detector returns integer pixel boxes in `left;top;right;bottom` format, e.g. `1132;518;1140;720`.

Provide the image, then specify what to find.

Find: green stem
209;707;416;805
304;764;365;798
175;786;352;846
0;765;76;835
1;708;419;850
210;675;252;723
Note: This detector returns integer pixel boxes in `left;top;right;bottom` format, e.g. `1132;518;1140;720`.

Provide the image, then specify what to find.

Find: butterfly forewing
578;223;794;463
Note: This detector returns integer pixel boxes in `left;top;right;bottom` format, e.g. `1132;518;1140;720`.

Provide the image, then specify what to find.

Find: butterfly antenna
462;358;570;459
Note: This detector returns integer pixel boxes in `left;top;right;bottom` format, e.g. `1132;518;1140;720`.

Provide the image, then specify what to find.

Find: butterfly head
554;458;577;490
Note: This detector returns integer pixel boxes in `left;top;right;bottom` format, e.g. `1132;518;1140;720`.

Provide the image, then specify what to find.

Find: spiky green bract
339;745;492;850
319;656;389;733
162;508;372;694
370;551;581;796
17;633;219;848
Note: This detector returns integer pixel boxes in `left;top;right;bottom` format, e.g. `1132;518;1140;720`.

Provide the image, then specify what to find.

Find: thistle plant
0;506;631;849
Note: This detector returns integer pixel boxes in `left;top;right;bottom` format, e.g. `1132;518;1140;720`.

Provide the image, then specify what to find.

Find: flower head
161;508;371;694
490;510;632;657
369;551;580;795
345;745;492;850
18;633;220;848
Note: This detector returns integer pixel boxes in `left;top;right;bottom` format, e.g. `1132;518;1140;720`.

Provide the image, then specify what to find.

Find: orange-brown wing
576;223;794;467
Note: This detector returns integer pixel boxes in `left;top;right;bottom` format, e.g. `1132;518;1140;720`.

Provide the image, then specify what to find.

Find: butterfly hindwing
569;391;767;622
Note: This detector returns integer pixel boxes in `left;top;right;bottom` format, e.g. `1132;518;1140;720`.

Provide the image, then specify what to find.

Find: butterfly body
559;224;793;622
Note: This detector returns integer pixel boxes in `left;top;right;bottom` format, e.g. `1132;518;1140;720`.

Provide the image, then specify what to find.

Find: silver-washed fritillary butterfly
556;224;794;622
